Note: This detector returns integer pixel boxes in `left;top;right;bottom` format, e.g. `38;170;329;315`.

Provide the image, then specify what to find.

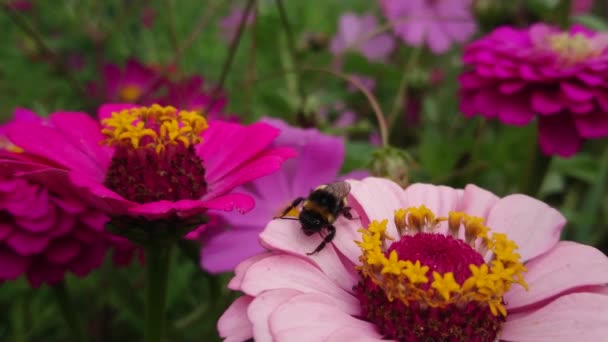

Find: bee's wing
324;181;351;200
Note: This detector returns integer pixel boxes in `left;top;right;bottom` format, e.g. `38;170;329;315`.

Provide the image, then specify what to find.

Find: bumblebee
274;181;353;255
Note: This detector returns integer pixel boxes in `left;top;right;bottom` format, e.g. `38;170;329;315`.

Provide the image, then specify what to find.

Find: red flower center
101;105;208;203
353;207;528;341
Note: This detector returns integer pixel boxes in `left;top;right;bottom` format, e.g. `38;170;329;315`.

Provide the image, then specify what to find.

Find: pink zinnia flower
218;177;608;341
330;12;395;62
459;23;608;157
219;5;255;43
380;0;477;54
0;109;109;287
3;104;295;221
158;75;233;121
572;0;594;14
200;118;367;273
88;59;161;104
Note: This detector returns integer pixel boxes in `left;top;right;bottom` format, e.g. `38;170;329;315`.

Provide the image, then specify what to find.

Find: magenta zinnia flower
88;59;161;103
380;0;477;54
3;104;295;221
330;12;395;62
459;24;608;157
218;177;608;341
0;109;110;287
200;118;367;273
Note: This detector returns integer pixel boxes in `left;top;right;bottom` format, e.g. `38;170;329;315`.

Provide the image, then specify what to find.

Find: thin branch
275;0;305;106
208;0;256;109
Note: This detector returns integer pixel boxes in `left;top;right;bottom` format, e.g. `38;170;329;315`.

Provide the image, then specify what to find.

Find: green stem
387;47;423;129
144;243;172;342
519;133;552;196
577;146;608;243
52;281;87;342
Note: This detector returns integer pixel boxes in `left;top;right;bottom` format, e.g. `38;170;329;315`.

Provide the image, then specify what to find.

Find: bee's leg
274;197;305;219
306;225;336;255
342;206;356;220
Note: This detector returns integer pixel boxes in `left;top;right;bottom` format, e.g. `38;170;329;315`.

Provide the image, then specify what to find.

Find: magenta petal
531;90;563;115
97;103;138;121
538;114;583;157
7;230;51;255
128;199;205;219
0;223;14;241
505;241;608;311
498;97;535;126
217;296;254;342
27;262;65;287
45;238;81;264
269;293;378;341
501;293;608;341
200;193;255;214
486;194;564;262
0;248;30;280
574;111;608;138
560;82;594;102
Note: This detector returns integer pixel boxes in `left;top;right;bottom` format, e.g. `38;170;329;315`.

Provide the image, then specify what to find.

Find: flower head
2;104;296;222
0;109;113;287
88;59;161;104
330;12;395;62
380;0;477;54
218;177;608;341
459;23;608;157
200;118;367;273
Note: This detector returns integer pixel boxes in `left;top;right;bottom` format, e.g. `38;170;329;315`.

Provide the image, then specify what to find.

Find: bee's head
299;209;326;230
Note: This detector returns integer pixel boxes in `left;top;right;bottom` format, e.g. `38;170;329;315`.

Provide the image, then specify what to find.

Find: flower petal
505;241;608;311
260;219;359;292
201;228;265;274
457;184;500;219
269;293;379;342
240;254;360;314
200;193;255;214
247;289;302;341
97;103;138;121
217;296;254;342
538;114;582;158
227;253;273;291
325;326;384;342
501;292;608;342
0;248;30;280
486;194;565;262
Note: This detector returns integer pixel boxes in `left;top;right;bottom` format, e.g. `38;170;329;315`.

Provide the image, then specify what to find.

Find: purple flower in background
380;0;477;54
572;0;594;14
200;118;368;273
219;5;255;43
330;12;395;62
88;59;161;104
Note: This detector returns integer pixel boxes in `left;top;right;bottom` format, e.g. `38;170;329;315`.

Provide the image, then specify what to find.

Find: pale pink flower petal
260;219;359;291
217;296;254;342
486;194;565;262
326;327;385;342
505;241;608;311
269;293;380;342
227;253;273;291
501;293;608;341
456;184;500;218
247;289;302;341
240;254;359;314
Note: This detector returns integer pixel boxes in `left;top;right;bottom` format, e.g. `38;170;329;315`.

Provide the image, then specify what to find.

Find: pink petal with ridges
486;194;565;262
239;254;360;315
247;289;301;341
457;184;500;219
260;219;359;292
269;293;378;342
501;293;608;341
217;296;254;342
228;253;274;291
505;241;608;311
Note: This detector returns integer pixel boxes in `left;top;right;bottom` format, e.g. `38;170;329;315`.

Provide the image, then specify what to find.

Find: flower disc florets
101;104;209;203
354;206;528;341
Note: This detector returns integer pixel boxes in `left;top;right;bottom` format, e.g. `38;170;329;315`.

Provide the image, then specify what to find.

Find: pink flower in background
572;0;594;14
141;7;156;29
3;104;295;221
88;59;161;104
158;75;235;121
219;5;255;43
0;109;109;287
330;12;395;62
218;177;608;341
380;0;477;54
8;0;33;12
200;118;367;273
459;23;608;157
